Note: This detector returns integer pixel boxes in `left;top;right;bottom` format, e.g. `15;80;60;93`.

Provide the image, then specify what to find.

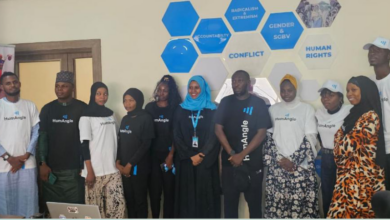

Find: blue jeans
321;149;337;216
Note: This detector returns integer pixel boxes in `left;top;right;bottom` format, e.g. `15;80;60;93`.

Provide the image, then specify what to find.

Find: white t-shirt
0;99;39;172
373;74;390;154
79;115;118;177
315;105;352;150
269;101;317;158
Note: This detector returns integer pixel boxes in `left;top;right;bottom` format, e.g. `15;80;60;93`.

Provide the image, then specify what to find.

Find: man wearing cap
315;80;352;216
364;37;390;189
0;72;40;217
38;71;87;210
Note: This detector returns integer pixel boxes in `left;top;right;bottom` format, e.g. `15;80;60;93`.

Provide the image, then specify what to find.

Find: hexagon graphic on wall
300;79;320;101
296;0;341;28
192;18;231;54
180;85;188;100
268;62;302;92
225;0;266;32
299;34;338;69
222;33;271;76
191;57;229;91
161;38;198;73
261;12;304;50
162;1;199;36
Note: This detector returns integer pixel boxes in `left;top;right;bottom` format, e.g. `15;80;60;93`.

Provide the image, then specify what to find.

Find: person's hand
228;153;244;167
278;157;296;173
86;170;96;189
116;161;125;175
191;153;204;166
40;163;52;182
122;163;132;177
165;154;174;169
16;153;30;162
7;156;24;173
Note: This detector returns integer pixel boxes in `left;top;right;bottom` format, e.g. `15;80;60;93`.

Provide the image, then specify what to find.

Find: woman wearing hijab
328;76;386;218
315;80;352;216
146;75;181;218
264;74;319;218
173;75;221;218
116;88;154;218
79;82;125;218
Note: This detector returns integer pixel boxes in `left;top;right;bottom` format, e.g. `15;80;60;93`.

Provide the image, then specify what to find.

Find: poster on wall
296;0;341;28
299;34;338;69
0;45;15;98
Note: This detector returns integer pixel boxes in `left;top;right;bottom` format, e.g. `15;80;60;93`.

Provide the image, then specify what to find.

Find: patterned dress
328;111;385;218
264;133;319;218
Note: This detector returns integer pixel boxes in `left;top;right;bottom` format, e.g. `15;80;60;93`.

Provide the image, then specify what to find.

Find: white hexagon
179;85;188;101
222;33;271;76
300;80;320;101
299;34;338;69
191;57;229;91
268;62;302;93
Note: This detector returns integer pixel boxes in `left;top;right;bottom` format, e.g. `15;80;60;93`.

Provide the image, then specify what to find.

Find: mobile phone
48;172;57;185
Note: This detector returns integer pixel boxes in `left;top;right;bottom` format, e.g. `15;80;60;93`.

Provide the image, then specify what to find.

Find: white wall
1;0;390;217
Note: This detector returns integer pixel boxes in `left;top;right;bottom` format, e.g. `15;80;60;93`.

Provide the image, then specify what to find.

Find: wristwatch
230;150;236;156
3;154;10;161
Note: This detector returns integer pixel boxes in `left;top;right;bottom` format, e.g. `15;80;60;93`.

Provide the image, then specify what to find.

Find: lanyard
191;110;201;136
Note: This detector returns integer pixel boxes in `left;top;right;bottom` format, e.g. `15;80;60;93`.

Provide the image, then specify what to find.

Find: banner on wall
0;44;15;98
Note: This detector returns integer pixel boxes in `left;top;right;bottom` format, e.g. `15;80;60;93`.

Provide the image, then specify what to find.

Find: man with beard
364;37;390;190
215;70;271;218
38;71;87;213
0;72;40;217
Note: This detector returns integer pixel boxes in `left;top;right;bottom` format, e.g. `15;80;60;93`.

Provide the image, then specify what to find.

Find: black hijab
343;76;386;168
123;88;145;117
82;82;113;117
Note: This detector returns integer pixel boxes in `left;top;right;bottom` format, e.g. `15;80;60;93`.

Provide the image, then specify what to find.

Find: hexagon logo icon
299;34;338;69
162;1;199;36
222;33;271;76
225;0;266;32
191;57;229;91
193;18;231;54
161;39;198;73
296;0;341;28
261;12;304;50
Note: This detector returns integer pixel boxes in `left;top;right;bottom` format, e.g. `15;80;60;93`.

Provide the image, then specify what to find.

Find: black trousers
122;174;149;218
148;151;175;218
321;149;337;216
222;166;263;218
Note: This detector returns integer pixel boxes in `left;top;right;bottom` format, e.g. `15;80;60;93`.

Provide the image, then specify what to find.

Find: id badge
192;136;199;148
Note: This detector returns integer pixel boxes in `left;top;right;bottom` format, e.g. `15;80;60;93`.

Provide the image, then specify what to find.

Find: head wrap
56;71;74;84
180;75;216;111
123;88;145;117
280;74;298;90
343;76;386;168
81;82;113;117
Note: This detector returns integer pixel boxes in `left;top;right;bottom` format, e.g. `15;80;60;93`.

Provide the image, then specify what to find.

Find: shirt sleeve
30;102;40;127
128;115;155;165
79;117;92;142
255;99;272;130
214;97;227;125
305;105;318;135
26;123;39;155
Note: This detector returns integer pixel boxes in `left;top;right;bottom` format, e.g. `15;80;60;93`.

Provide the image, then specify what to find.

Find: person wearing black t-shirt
215;70;271;218
146;75;181;218
116;88;154;218
38;71;87;210
173;76;221;218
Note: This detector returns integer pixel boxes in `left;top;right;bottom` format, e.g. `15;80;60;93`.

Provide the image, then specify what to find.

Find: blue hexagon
162;1;199;37
161;39;198;73
225;0;266;32
261;12;304;50
192;18;231;54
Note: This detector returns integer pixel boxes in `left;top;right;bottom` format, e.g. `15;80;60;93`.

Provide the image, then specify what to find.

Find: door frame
14;39;102;82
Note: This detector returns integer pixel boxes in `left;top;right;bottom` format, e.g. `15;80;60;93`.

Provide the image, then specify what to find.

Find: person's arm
173;108;198;160
26;123;39;156
128;116;155;166
215;124;234;156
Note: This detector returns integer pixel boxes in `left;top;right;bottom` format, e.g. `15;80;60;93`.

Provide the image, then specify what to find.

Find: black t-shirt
117;112;155;175
39;99;87;170
145;102;175;154
215;94;271;170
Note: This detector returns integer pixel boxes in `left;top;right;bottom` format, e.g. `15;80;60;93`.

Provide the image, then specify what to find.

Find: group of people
0;36;389;219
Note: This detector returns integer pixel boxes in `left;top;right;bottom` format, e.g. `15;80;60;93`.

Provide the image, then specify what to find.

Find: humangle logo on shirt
275;113;296;122
52;115;74;124
154;115;169;123
241;120;250;161
318;123;336;129
379;92;389;102
120;125;132;134
100;121;115;126
4;110;27;120
188;115;204;119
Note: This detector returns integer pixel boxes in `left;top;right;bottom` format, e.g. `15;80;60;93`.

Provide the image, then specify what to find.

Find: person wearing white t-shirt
264;74;319;218
315;80;352;216
364;36;390;190
79;82;125;218
0;72;39;217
